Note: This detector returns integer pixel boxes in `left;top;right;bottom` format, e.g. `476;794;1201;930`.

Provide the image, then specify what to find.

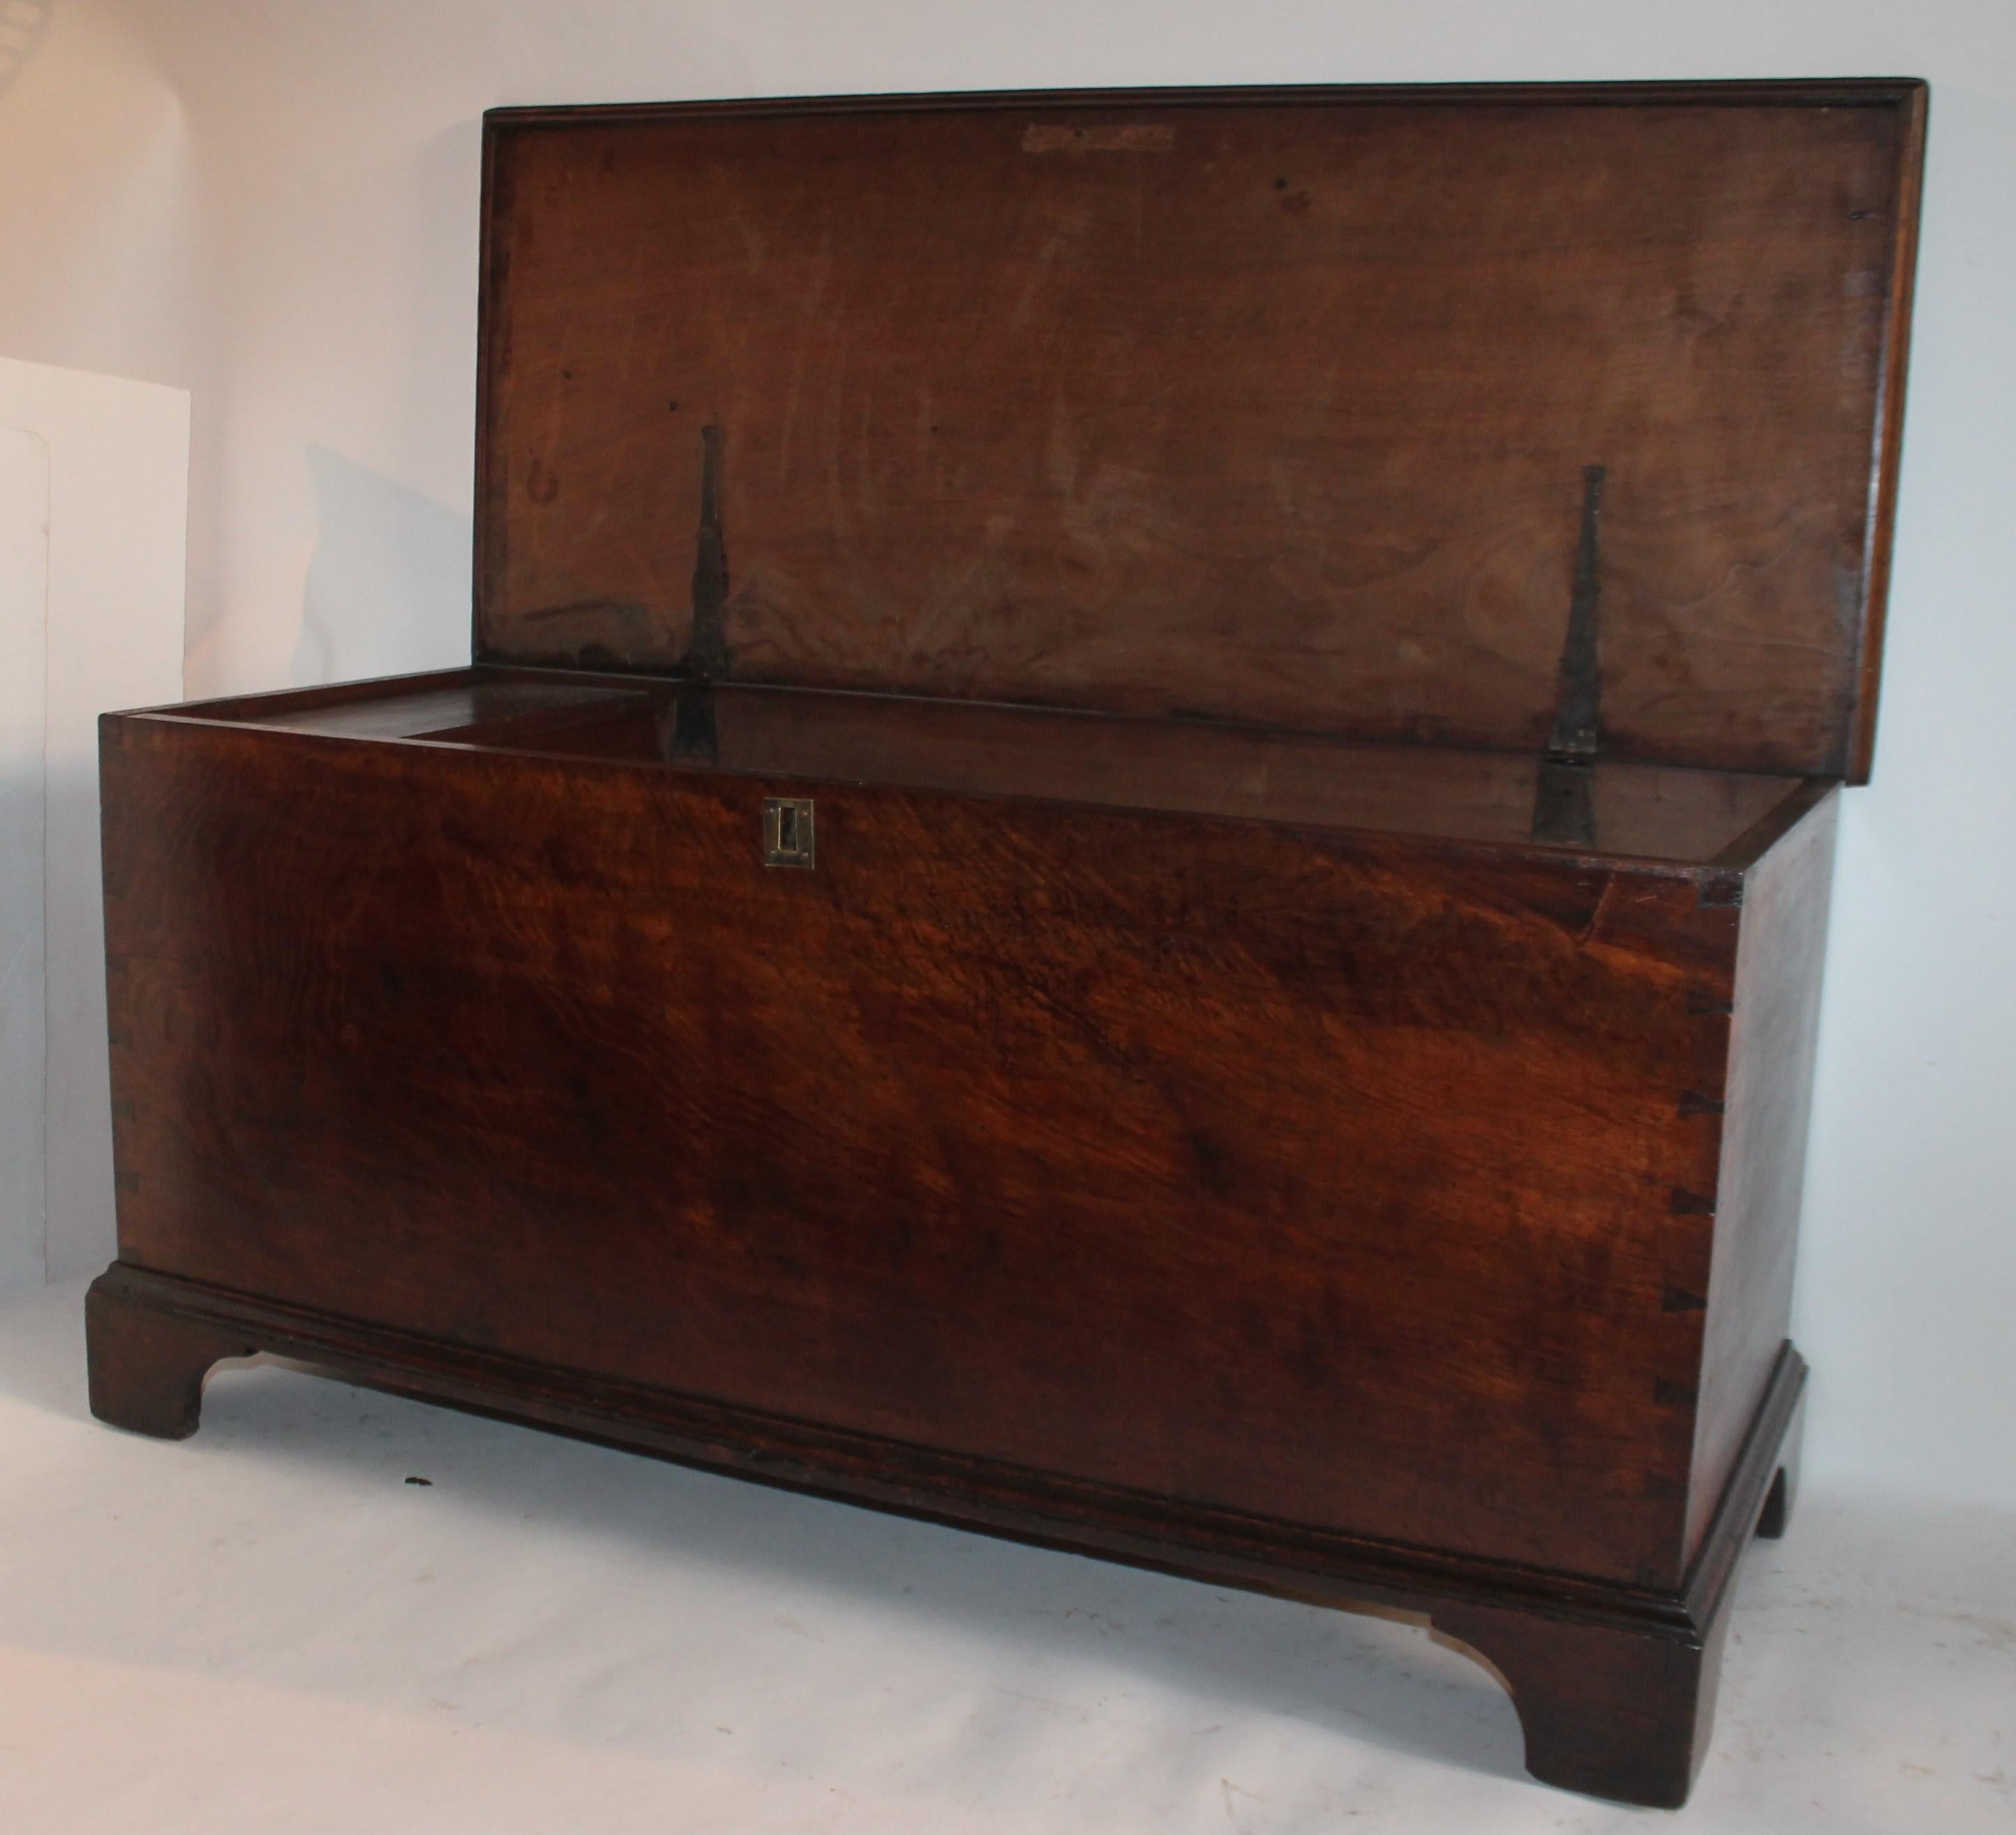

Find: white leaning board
0;359;187;1295
0;426;50;1297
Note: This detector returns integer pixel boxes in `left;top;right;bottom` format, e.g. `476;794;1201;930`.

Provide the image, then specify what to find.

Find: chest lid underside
474;81;1925;785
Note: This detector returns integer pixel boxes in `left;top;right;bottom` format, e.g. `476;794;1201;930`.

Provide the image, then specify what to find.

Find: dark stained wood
1438;1335;1804;1804
1755;1382;1807;1541
85;1271;256;1440
475;82;1923;781
91;676;1839;1804
196;664;1809;866
1850;80;1929;782
102;708;1754;1586
82;1256;1804;1808
1438;1603;1726;1807
1685;792;1837;1559
615;680;1808;864
89;80;1916;1810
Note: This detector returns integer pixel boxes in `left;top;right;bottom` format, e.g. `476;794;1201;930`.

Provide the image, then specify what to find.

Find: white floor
1;1276;2008;1834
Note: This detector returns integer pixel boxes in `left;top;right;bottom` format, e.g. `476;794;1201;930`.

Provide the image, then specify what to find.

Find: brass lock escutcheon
763;796;815;868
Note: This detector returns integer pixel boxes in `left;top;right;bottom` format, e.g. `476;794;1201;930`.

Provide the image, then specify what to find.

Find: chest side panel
1686;793;1838;1558
107;720;1738;1586
477;85;1922;779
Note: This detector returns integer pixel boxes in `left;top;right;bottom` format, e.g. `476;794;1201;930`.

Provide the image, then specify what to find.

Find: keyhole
763;797;815;868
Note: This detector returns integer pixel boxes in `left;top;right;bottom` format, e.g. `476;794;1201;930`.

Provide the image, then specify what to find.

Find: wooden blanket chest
87;80;1926;1806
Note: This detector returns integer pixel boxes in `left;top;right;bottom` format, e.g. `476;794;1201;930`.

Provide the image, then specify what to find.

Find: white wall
0;1;2008;1504
0;3;197;1295
0;0;195;389
0;427;50;1298
0;360;188;1291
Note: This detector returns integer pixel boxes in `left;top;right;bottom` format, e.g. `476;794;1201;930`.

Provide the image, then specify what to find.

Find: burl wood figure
87;82;1925;1806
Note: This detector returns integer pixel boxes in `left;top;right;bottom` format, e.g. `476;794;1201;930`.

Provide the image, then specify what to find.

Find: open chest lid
473;80;1925;784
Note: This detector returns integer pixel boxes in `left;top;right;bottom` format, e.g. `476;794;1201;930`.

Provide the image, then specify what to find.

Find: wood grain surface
475;83;1924;780
191;665;1812;864
85;1251;1805;1808
103;708;1769;1587
1685;791;1836;1552
89;78;1903;1806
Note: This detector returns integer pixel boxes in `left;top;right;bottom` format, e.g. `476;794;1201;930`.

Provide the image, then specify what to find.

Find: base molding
85;1259;1805;1808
